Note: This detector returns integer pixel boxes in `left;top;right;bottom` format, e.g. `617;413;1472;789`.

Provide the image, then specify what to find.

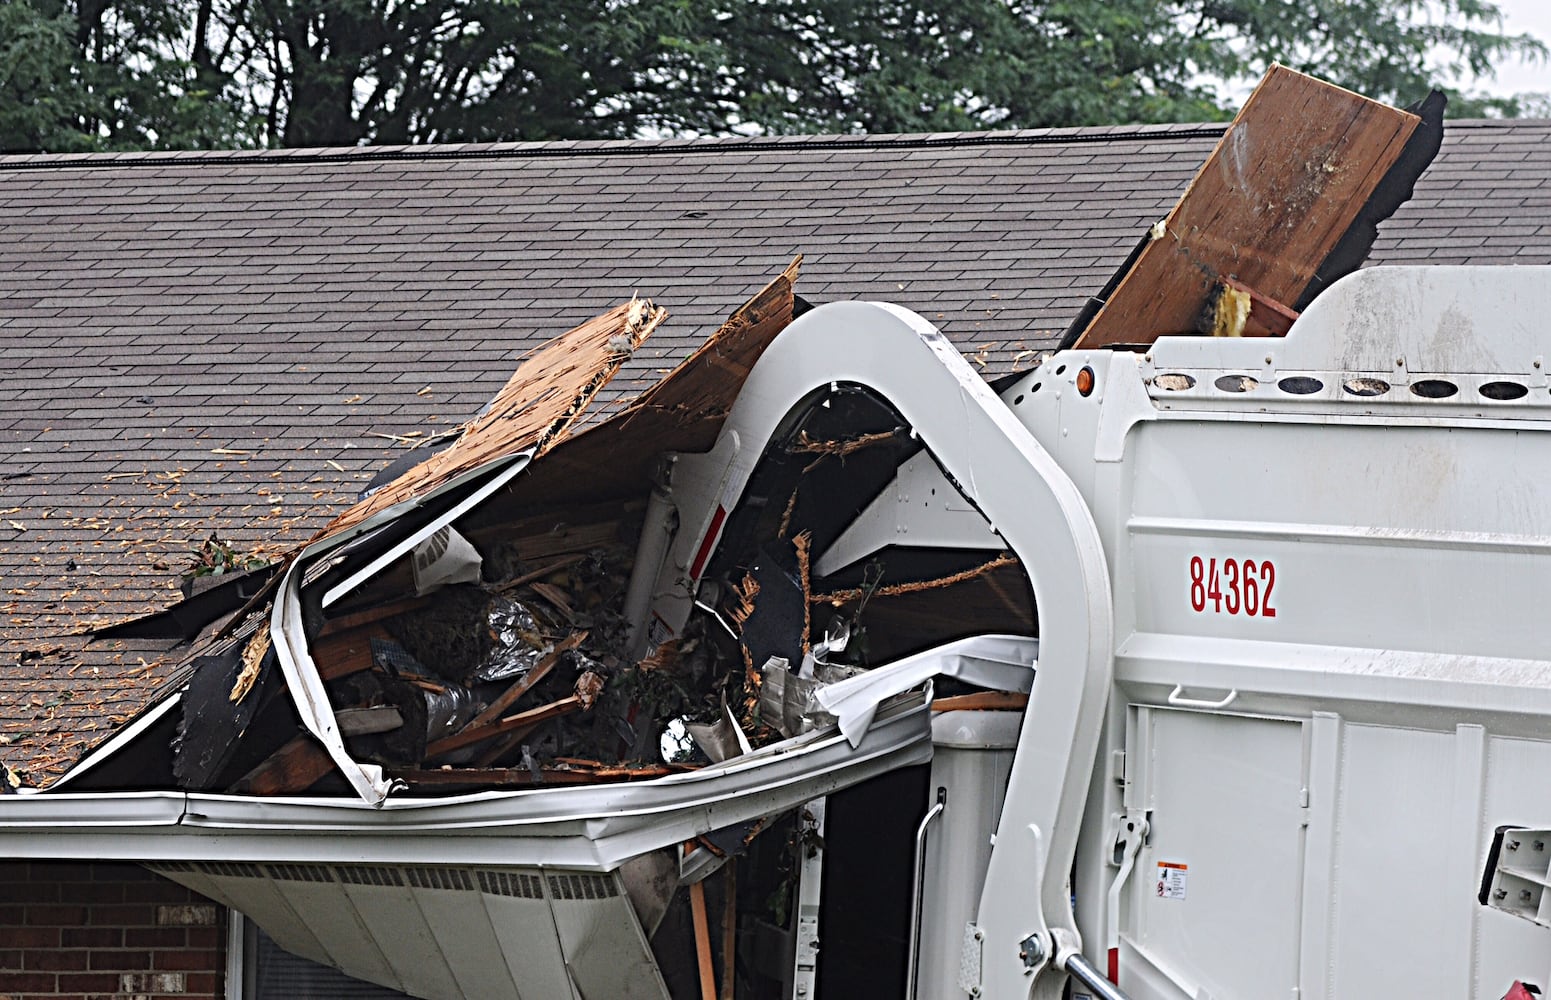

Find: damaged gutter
0;694;930;869
272;453;534;806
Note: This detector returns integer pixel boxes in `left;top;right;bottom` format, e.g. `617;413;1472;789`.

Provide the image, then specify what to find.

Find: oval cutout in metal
1343;377;1390;397
1214;374;1258;393
1410;379;1458;399
1278;376;1324;395
1154;373;1196;391
1480;381;1528;401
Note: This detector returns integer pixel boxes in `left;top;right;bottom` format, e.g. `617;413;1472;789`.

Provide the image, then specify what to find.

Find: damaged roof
3;120;1551;785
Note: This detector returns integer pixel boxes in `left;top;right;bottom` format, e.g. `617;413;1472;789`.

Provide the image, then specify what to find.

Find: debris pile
159;257;1039;798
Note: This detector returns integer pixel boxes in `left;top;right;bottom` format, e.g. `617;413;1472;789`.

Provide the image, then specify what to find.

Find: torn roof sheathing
1073;65;1421;349
53;265;801;799
505;257;802;510
319;298;667;541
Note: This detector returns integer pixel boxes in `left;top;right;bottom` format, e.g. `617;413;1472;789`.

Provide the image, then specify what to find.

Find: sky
1474;0;1551;99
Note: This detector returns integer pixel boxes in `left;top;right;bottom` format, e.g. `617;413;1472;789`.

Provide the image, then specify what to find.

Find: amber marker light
1076;365;1095;396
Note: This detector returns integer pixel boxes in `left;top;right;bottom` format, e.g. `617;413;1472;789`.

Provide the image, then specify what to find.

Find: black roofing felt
2;120;1549;782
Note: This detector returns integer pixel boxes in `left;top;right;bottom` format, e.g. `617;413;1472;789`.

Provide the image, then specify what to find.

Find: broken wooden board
318;297;667;540
489;258;802;512
230;733;335;795
1073;65;1419;349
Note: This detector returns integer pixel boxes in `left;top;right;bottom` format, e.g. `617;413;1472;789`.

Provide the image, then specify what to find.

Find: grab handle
1166;684;1238;710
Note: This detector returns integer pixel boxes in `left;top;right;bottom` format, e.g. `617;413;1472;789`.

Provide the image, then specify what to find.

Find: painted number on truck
1189;556;1276;617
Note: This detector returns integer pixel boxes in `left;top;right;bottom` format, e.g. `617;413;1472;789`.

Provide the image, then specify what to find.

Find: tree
0;0;1544;153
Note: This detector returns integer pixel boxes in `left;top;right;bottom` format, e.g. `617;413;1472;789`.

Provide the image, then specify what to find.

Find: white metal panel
1325;724;1458;995
482;890;579;1000
1129;707;1304;999
337;878;462;998
270;873;408;992
548;873;671;1000
405;884;525;999
1125;420;1551;663
915;712;1019;998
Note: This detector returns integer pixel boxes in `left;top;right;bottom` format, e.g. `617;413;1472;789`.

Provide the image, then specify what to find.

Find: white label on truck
1156;861;1188;900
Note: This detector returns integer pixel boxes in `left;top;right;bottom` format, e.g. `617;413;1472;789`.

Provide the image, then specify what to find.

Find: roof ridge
0;123;1230;171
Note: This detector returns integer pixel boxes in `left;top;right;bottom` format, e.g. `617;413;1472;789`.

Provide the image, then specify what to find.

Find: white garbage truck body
661;263;1551;999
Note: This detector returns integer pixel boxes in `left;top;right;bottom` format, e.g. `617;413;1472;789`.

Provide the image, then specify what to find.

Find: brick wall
0;862;227;1000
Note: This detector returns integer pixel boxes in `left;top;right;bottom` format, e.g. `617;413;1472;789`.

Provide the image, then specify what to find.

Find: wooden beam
230;734;335;795
690;880;717;1000
423;694;583;758
1074;66;1418;349
463;632;585;732
932;691;1030;712
311;626;384;681
720;860;738;1000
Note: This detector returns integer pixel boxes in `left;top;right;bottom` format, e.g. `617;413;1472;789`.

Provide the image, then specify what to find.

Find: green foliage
0;0;1544;152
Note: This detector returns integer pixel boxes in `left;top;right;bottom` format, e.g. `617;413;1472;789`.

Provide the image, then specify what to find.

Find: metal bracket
1481;825;1551;927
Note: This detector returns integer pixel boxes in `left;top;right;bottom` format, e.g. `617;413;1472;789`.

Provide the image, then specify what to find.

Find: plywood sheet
488;257;802;511
1074;66;1419;348
318;298;667;539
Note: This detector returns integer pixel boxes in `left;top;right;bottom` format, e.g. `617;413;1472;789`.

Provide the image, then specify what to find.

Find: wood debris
1072;66;1424;349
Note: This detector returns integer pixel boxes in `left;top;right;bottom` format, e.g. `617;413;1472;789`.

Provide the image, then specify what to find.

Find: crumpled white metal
815;634;1037;746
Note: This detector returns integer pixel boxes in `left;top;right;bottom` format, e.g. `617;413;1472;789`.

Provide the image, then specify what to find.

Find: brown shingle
1;120;1548;783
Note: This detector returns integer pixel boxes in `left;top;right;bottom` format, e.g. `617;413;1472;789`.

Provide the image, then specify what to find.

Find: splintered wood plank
315;297;667;540
423;694;583;758
501;258;801;510
230;734;335;795
1074;66;1419;349
310;624;386;681
462;632;585;731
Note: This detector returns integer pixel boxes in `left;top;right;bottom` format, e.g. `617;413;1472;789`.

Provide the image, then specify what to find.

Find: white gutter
0;694;930;870
270;451;534;806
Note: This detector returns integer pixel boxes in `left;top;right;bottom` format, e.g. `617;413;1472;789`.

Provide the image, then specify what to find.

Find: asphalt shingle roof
3;119;1549;784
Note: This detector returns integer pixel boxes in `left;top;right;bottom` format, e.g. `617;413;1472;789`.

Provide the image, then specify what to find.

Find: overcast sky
1476;0;1551;98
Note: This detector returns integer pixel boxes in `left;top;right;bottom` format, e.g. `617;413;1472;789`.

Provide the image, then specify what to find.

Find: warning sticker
1155;861;1188;900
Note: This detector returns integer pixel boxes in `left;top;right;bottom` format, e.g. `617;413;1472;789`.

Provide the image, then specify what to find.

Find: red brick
4;926;60;947
61;927;122;948
87;903;156;926
124;927;185;948
0;904;21;924
0;948;21;968
0;971;57;991
185;970;224;996
56;971;123;992
33;861;97;881
186;927;222;949
154;948;222;971
60;880;125;904
132;881;203;904
87;949;149;970
0;879;60;903
155;904;218;926
27;903;89;925
26;949;89;971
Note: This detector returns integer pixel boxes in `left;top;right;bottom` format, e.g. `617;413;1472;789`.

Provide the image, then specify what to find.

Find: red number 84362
1189;556;1277;617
